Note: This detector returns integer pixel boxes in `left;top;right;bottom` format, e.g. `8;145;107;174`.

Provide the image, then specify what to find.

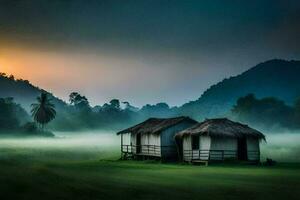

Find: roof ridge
148;116;189;120
117;116;197;135
175;118;265;140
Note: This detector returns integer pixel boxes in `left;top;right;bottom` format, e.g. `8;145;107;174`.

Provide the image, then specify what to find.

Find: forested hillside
0;73;67;111
178;59;300;120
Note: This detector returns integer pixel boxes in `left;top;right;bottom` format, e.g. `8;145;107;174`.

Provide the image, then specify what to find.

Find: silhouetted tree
110;99;121;110
69;92;90;110
139;102;173;118
123;101;139;112
101;99;121;112
31;93;56;129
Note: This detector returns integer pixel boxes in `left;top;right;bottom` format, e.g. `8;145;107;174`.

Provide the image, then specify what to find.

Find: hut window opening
192;135;199;150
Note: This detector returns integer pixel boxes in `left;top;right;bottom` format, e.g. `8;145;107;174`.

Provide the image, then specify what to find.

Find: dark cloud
1;0;299;53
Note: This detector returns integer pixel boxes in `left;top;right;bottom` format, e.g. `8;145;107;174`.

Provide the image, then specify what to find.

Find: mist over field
261;132;300;162
0;131;120;162
0;131;299;163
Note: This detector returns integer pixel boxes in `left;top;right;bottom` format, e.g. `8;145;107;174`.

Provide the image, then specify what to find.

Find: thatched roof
175;118;265;140
117;116;197;135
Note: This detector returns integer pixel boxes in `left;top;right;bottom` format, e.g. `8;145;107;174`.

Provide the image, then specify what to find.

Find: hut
175;118;265;163
117;116;198;160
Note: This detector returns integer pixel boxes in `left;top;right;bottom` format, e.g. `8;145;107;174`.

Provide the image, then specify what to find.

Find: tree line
50;92;175;131
1;91;300;135
230;94;300;130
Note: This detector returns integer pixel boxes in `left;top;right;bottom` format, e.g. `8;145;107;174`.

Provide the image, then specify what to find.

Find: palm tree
31;93;56;129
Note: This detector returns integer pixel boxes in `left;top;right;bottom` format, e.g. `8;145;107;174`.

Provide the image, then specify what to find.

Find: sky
0;0;300;107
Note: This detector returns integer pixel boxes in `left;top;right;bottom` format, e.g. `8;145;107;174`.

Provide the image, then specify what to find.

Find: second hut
175;118;265;163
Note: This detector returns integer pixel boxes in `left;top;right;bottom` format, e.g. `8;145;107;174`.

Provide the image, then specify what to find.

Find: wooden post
120;134;123;159
222;150;224;161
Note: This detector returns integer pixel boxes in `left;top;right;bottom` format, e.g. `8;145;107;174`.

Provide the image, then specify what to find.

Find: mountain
178;59;300;120
0;73;67;112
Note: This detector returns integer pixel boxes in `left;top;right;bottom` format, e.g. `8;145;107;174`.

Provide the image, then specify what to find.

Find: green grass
0;134;300;200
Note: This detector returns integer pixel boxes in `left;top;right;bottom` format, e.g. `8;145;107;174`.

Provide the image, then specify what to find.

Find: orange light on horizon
0;58;20;77
0;45;171;106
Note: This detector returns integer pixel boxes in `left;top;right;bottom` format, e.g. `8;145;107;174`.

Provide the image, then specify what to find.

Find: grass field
0;132;300;200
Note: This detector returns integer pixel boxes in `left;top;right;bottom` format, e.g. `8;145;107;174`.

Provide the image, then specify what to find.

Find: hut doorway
136;133;141;154
175;137;183;161
237;137;248;160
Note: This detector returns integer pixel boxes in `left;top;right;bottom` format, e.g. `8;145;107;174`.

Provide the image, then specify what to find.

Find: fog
0;131;120;162
0;131;299;163
261;133;300;162
0;131;118;148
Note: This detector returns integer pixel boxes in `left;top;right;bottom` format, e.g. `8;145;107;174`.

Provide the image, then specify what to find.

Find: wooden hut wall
247;138;260;161
161;121;197;159
199;136;211;160
182;135;211;161
122;133;131;145
120;133;133;153
183;136;192;161
191;136;211;160
210;137;237;160
140;133;161;156
130;133;136;154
